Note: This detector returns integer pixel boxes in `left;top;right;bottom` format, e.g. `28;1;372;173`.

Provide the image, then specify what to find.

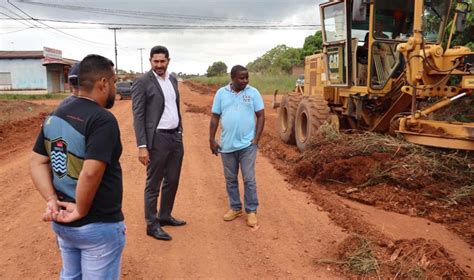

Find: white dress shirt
153;71;179;129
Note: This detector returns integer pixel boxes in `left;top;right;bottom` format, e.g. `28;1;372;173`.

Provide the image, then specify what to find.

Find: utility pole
108;27;121;76
138;48;145;73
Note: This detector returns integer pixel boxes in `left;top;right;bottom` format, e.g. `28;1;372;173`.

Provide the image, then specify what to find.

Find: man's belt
156;128;179;134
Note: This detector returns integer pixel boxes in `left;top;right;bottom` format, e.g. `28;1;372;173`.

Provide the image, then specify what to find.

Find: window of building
0;72;12;85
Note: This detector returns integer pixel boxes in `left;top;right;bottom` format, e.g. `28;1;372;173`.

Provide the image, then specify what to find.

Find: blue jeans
221;144;259;213
52;221;126;280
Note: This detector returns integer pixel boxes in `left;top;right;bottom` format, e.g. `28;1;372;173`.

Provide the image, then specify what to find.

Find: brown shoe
247;212;258;227
223;209;243;221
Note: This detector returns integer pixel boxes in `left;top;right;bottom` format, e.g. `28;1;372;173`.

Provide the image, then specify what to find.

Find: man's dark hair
78;54;114;92
230;65;247;78
150;45;169;59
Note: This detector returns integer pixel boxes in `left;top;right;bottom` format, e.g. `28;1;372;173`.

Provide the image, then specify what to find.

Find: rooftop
0;51;44;59
0;51;78;65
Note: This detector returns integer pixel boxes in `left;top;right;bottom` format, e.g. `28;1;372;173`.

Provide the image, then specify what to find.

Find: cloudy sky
1;0;324;74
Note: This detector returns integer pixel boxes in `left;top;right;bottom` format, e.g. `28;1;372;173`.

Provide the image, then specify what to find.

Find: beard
153;66;167;75
105;91;115;109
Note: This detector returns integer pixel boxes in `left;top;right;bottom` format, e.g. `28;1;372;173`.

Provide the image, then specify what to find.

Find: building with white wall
0;47;77;93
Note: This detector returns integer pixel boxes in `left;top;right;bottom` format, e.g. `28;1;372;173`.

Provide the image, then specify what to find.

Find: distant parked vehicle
116;81;132;100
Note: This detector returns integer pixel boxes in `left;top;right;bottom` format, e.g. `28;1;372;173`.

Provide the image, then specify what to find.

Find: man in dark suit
131;45;186;241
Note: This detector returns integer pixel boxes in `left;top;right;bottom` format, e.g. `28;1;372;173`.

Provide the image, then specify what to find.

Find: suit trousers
145;130;184;228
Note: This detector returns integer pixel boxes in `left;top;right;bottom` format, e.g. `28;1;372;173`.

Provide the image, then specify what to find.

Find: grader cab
276;0;474;151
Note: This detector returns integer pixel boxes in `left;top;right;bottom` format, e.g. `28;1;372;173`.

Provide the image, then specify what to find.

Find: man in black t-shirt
30;54;125;279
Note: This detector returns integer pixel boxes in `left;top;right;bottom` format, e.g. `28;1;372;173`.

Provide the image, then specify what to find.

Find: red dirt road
0;82;472;279
0;85;346;279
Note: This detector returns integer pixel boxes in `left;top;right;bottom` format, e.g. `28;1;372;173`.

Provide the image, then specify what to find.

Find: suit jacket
131;70;182;148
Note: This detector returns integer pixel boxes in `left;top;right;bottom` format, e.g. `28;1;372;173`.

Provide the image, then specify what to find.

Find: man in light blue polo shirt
209;65;265;227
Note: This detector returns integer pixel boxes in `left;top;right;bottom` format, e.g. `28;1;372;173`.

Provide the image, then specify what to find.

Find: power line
19;0;283;24
4;1;44;29
0;17;320;30
119;25;319;30
0;6;38;28
0;16;319;27
0;26;32;34
6;0;113;47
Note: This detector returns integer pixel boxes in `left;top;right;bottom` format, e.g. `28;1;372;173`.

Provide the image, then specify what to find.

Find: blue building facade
0;50;76;93
0;58;47;90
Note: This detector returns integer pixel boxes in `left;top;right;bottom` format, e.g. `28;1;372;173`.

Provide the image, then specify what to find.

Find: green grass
0;93;68;100
187;73;298;94
188;75;229;87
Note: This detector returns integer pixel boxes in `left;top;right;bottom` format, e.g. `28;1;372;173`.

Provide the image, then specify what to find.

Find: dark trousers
145;130;184;228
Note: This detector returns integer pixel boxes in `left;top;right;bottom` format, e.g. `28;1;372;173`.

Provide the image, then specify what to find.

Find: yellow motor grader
275;0;474;151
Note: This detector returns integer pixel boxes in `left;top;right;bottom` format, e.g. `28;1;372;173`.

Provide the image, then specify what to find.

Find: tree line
206;31;323;77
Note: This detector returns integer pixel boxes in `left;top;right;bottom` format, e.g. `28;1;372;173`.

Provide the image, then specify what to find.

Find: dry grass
342;237;380;275
445;185;474;205
318;235;380;276
390;239;468;279
318;236;468;279
304;123;474;192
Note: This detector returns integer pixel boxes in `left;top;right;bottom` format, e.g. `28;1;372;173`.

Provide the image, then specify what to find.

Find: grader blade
398;120;474;150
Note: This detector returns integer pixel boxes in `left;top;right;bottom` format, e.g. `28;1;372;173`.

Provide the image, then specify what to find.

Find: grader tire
278;94;303;145
295;95;333;152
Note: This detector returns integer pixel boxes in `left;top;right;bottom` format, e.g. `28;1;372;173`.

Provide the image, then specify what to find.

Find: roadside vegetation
187;31;323;94
292;123;473;246
301;123;473;192
0;93;67;100
319;234;468;279
187;73;298;95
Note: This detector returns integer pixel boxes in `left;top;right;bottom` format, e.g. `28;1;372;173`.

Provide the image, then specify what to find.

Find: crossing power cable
1;17;321;30
0;5;38;28
7;0;113;47
18;0;284;24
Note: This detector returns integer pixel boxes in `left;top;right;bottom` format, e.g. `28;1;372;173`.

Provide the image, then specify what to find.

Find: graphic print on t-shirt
33;99;124;226
51;138;68;178
42;115;85;199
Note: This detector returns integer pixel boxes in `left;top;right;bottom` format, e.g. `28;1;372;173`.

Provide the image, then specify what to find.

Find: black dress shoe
159;217;187;227
146;226;172;241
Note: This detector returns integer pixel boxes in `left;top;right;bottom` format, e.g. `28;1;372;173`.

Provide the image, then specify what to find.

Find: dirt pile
298;125;472;189
258;122;473;278
292;125;474;245
184;102;211;115
0;101;53;161
328;235;469;279
0;100;50;125
433;94;474;122
180;84;473;278
182;81;219;95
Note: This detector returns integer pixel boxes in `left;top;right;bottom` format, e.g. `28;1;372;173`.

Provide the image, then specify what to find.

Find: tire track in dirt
0;102;60;279
1;83;471;278
117;84;347;279
181;81;474;278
